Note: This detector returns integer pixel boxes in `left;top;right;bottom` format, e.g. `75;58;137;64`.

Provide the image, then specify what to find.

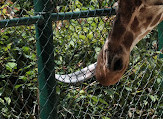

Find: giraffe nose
112;57;123;71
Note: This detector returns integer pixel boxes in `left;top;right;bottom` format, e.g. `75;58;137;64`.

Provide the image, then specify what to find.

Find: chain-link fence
0;0;163;119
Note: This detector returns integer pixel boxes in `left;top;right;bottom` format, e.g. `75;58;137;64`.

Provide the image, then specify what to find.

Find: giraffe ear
113;2;119;13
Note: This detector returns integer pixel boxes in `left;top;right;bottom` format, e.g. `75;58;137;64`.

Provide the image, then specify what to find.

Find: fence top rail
51;8;116;21
0;15;43;28
0;8;116;28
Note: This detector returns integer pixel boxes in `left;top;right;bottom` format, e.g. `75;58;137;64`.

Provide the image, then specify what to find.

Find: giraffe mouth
96;63;128;86
96;52;129;86
96;45;130;86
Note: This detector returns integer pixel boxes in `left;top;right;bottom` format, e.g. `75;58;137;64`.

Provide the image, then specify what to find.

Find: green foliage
12;0;33;11
0;0;162;118
0;25;38;118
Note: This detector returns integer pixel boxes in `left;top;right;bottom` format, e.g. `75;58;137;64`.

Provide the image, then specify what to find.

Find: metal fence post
158;21;163;58
34;0;57;119
158;22;163;91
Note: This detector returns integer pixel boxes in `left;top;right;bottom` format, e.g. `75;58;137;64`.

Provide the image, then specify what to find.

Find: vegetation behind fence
0;0;162;119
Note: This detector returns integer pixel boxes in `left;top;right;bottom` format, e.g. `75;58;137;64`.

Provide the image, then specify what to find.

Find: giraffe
96;0;163;86
55;0;163;86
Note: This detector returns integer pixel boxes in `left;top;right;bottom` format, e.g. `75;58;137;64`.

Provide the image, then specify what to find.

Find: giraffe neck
110;2;163;52
129;5;163;51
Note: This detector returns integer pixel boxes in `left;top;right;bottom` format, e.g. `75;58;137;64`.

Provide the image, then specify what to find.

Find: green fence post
34;0;57;119
158;22;163;91
158;21;163;58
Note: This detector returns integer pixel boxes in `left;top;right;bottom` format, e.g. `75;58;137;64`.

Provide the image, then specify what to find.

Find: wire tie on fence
35;12;52;17
35;12;46;15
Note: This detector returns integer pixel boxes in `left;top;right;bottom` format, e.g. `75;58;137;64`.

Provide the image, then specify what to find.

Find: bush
0;0;162;118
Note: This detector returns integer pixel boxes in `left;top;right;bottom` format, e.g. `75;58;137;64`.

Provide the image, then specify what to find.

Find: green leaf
87;32;93;39
0;98;5;105
4;43;12;51
99;98;109;105
149;95;158;102
22;46;30;54
56;86;61;95
4;97;11;105
79;90;85;95
5;62;17;72
0;88;3;96
0;75;9;78
14;84;23;89
79;34;86;40
29;37;34;41
157;78;161;84
88;95;98;103
102;117;111;119
143;100;148;106
125;87;132;91
91;96;98;103
95;47;101;54
19;76;27;81
69;41;75;46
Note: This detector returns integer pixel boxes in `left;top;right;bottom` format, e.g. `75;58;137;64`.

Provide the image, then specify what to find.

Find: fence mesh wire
0;0;38;118
0;0;163;119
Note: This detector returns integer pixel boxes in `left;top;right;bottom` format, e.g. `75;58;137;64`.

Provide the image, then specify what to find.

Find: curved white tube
55;62;97;83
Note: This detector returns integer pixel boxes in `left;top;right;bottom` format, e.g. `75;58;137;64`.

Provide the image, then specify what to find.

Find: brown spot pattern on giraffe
111;15;126;41
131;17;140;32
151;13;162;27
134;0;142;6
118;0;135;24
122;31;134;49
143;16;153;28
154;2;163;5
140;7;146;13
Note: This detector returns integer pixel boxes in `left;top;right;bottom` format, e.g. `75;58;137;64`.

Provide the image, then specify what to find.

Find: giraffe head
96;0;163;86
